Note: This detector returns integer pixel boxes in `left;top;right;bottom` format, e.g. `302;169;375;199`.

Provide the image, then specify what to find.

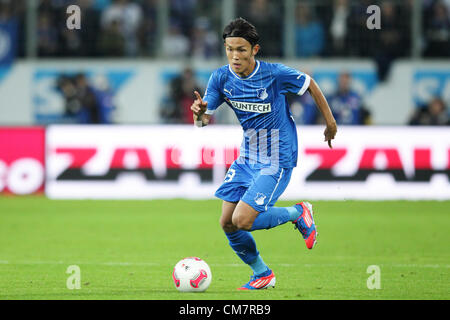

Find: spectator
237;0;283;57
289;91;318;125
161;22;190;58
445;0;450;14
37;13;58;56
139;0;158;56
2;0;25;58
161;68;203;124
92;0;112;10
91;75;116;124
374;1;408;82
190;16;220;59
195;0;222;31
328;72;370;125
98;18;125;56
59;0;101;56
409;97;449;125
73;73;101;123
0;2;20;63
169;0;196;40
294;3;325;58
57;75;82;120
328;0;350;56
423;0;450;57
56;73;116;124
347;0;375;57
100;0;143;56
288;70;318;125
38;0;58;16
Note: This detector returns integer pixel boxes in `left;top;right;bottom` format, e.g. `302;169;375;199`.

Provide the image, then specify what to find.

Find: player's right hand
191;91;208;116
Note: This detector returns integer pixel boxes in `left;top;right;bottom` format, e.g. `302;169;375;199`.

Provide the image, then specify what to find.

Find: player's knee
220;215;236;232
232;213;253;231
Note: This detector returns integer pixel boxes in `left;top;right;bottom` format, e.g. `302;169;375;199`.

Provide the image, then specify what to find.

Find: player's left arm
307;78;337;149
276;63;337;148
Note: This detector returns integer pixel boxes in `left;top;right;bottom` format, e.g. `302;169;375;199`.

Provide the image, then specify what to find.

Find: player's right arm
191;70;224;127
191;91;211;127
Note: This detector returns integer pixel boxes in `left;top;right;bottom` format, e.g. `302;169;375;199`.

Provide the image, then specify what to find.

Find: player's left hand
324;122;337;149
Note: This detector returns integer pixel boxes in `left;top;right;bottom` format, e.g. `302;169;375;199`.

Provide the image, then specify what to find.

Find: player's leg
230;200;258;230
233;200;299;231
222;203;274;290
216;163;274;289
230;198;300;233
219;200;238;233
250;201;317;250
224;200;274;290
220;200;270;279
237;167;298;231
236;166;318;249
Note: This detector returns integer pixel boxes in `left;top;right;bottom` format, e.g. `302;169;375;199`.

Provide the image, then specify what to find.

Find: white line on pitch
0;260;448;269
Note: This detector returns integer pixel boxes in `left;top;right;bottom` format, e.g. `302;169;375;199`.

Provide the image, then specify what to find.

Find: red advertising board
46;125;450;200
0;127;45;194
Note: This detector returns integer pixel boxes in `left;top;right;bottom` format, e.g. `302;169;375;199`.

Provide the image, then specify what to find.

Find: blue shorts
215;160;293;212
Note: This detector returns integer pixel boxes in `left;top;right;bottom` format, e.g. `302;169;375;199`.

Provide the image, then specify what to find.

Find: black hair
222;17;259;46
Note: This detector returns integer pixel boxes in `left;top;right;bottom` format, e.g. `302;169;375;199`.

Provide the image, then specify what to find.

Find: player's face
224;37;260;77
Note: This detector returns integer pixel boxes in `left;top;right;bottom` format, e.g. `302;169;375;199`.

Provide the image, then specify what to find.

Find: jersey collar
228;60;260;80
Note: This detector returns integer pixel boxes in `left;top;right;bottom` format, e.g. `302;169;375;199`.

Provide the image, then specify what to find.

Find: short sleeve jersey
203;60;311;168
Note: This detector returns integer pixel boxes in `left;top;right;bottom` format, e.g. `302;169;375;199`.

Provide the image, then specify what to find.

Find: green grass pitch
0;196;449;300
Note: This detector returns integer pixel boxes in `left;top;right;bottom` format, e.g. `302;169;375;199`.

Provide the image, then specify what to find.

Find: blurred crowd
160;67;204;124
56;73;115;124
160;68;449;126
160;69;375;126
408;97;449;126
0;0;222;58
1;0;449;61
288;72;373;126
0;0;448;126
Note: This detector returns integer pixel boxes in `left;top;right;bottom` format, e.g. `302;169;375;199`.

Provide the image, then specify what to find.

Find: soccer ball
172;257;212;292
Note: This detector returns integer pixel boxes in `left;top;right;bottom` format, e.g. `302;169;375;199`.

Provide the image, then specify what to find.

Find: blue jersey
203;60;311;168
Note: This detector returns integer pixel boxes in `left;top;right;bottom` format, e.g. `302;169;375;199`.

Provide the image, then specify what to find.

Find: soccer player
190;18;337;290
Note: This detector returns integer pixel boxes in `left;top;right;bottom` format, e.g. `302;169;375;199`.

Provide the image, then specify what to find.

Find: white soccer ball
172;257;212;292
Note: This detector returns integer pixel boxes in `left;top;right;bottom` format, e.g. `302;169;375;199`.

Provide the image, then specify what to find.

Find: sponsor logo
0;128;45;194
46;126;450;199
50;145;450;184
304;147;450;182
52;147;216;183
229;100;271;113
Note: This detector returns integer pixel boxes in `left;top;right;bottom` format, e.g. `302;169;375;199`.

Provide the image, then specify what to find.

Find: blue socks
225;230;269;276
250;206;302;231
288;205;303;220
225;230;259;264
249;255;269;275
225;205;304;276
